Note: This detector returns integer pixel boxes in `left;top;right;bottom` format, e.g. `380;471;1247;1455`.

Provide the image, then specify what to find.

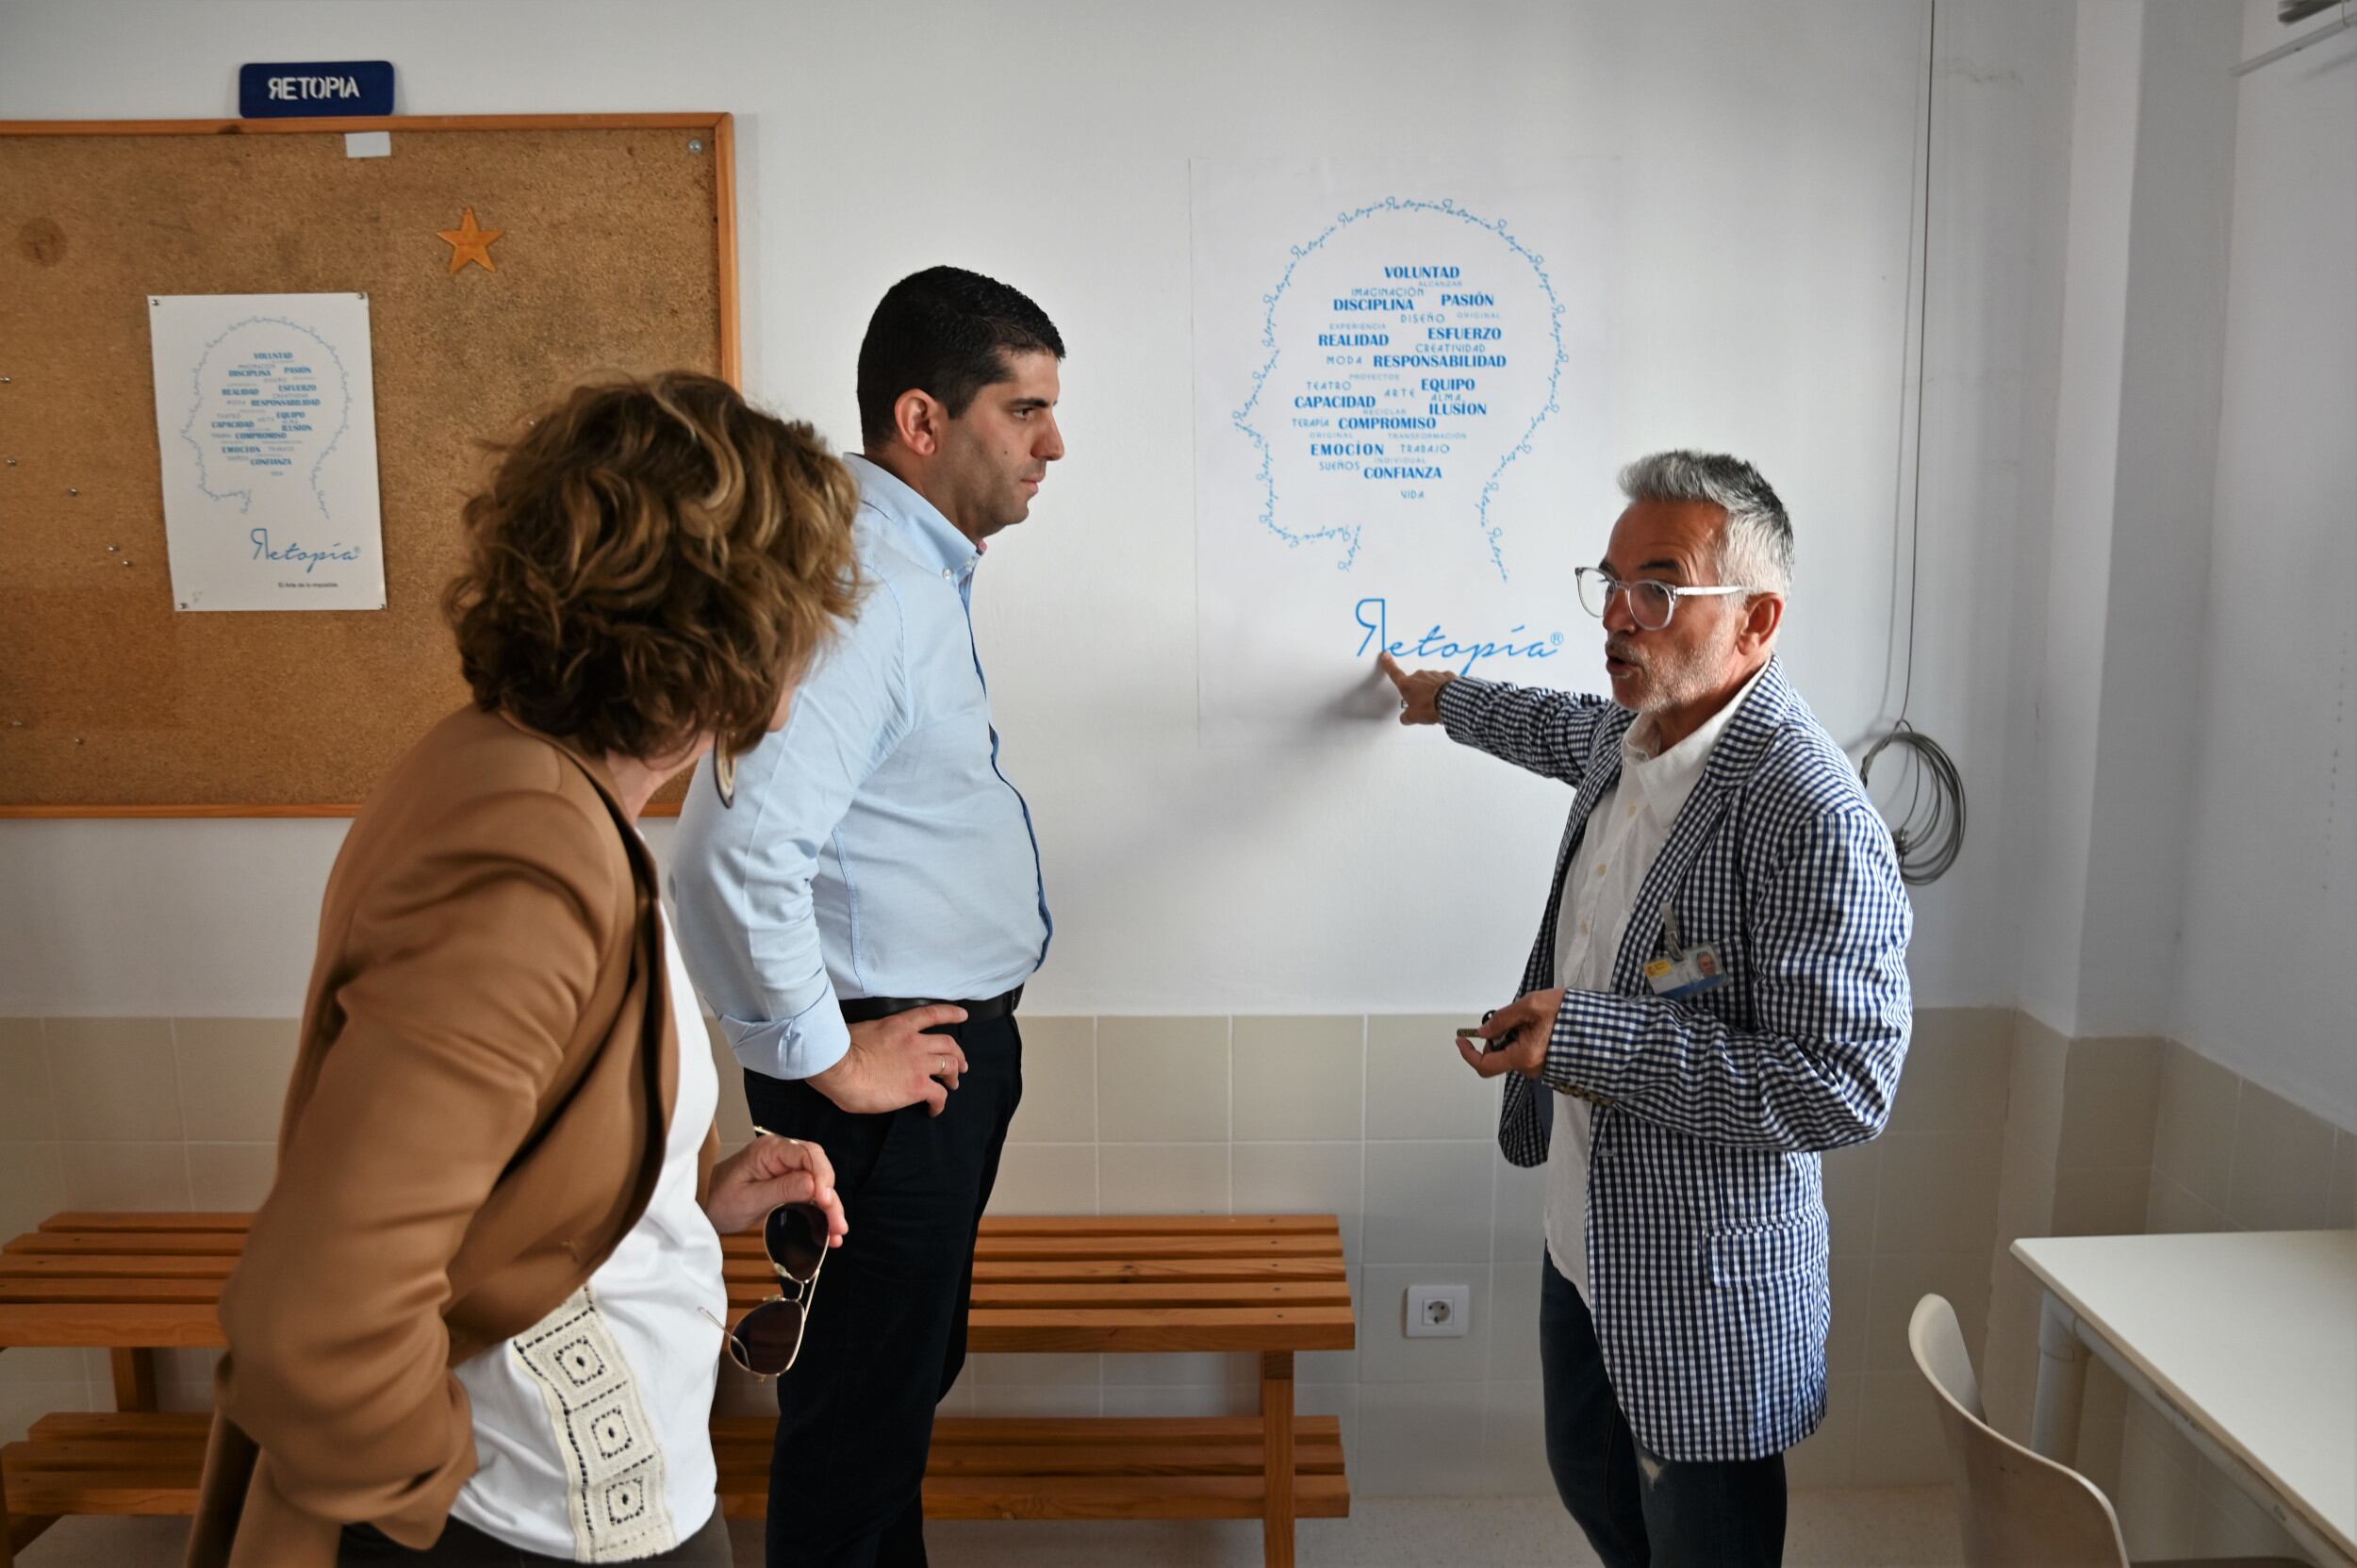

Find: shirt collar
1620;660;1772;801
843;454;981;579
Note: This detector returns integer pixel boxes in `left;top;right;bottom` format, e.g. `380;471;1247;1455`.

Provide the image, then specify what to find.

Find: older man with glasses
1380;451;1914;1568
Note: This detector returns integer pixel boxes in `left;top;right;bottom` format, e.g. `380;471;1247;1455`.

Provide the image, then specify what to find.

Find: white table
2012;1230;2357;1568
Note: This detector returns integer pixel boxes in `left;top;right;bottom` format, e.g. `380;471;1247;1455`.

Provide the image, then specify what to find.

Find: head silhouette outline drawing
1232;196;1567;584
179;315;352;522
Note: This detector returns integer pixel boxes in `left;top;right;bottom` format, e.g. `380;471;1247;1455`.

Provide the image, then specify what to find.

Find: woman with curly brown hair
186;372;863;1568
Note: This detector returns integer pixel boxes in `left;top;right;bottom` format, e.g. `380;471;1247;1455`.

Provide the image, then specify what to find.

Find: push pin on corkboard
437;206;503;275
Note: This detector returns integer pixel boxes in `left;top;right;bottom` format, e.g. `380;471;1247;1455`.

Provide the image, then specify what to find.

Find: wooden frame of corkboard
0;112;739;817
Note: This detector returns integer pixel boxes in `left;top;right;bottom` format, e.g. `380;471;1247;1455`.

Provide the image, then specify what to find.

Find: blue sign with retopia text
239;61;395;119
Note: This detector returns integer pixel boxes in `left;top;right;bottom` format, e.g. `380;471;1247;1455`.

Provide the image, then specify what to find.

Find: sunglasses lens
731;1298;807;1377
765;1201;828;1280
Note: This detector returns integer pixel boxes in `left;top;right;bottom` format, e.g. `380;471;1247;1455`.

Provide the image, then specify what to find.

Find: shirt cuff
1544;987;1639;1097
716;990;851;1082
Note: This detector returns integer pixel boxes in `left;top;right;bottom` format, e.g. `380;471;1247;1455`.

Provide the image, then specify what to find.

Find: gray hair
1617;450;1793;597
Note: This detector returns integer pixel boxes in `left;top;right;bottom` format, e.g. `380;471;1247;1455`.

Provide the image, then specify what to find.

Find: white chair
1907;1295;2305;1568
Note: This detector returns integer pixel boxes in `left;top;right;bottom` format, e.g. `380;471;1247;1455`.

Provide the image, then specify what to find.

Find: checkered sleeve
1436;675;1617;786
1541;801;1913;1150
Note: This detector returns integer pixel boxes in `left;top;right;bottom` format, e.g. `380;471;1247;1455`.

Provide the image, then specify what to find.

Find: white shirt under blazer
1544;663;1769;1298
1439;654;1913;1464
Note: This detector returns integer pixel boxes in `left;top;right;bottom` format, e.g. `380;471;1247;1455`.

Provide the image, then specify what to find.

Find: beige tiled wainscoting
3;1007;2346;1517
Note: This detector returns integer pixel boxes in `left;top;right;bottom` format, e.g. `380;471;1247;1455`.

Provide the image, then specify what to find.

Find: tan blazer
187;706;718;1568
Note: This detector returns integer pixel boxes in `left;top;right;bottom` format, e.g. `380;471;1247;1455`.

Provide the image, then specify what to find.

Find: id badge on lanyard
1645;902;1729;1000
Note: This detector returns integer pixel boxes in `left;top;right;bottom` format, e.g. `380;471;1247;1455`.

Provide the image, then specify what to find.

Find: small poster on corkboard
148;291;387;612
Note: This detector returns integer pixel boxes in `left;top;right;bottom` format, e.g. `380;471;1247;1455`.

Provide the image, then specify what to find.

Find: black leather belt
839;985;1023;1028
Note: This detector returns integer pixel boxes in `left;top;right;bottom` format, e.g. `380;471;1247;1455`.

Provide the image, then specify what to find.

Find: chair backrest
1908;1294;2133;1568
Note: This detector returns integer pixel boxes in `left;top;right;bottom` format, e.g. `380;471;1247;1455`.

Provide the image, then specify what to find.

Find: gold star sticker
437;206;503;275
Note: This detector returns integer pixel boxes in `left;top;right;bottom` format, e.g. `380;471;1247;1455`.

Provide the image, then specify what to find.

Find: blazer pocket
1705;1213;1827;1289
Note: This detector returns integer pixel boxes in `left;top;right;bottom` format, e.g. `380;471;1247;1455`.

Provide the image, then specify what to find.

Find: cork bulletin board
0;114;738;816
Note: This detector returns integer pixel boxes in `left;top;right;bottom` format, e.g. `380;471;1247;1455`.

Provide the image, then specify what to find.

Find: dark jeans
745;1013;1023;1568
1540;1252;1788;1568
338;1510;731;1564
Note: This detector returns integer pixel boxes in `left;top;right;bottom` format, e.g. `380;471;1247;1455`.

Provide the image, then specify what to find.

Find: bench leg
110;1346;157;1412
1261;1350;1295;1568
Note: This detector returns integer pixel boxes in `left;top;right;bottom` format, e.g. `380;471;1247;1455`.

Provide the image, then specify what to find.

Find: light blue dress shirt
668;454;1051;1081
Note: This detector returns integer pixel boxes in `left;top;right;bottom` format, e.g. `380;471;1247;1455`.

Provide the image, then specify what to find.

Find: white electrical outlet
1404;1283;1471;1338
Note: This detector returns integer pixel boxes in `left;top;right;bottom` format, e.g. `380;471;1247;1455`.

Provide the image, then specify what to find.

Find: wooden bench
0;1212;1352;1566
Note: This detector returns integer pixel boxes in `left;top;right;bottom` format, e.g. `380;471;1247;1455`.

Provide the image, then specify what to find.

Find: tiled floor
25;1488;1966;1566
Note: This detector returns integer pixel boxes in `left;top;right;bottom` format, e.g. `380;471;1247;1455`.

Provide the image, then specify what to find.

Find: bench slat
2;1460;199;1516
973;1259;1346;1284
968;1235;1338;1262
716;1233;1341;1263
920;1442;1343;1477
0;1255;238;1279
711;1417;1343;1456
28;1413;214;1441
969;1282;1351;1309
0;1282;1358;1311
8;1414;1348;1524
971;1216;1339;1237
915;1475;1350;1522
0;1279;225;1304
31;1212;1343;1240
4;1234;245;1258
971;1307;1356;1354
5;1438;211;1467
0;1305;223;1347
38;1213;251;1234
732;1284;1351;1312
713;1415;1339;1446
732;1259;1348;1282
1;1311;1355;1355
0;1256;1339;1288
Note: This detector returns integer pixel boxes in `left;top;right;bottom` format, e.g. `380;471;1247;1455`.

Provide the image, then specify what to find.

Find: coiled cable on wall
1867;0;1968;887
1862;722;1965;886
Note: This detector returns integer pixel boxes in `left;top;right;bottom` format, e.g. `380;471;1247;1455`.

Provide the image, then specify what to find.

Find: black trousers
744;1013;1022;1568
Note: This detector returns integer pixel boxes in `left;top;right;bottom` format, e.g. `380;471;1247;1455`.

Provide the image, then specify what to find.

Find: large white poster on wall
1193;159;1611;741
148;291;386;612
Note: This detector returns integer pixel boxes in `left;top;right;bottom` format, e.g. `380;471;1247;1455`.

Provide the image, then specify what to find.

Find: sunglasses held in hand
703;1198;831;1379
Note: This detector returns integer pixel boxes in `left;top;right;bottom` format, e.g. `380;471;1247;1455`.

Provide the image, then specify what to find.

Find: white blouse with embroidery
447;909;725;1561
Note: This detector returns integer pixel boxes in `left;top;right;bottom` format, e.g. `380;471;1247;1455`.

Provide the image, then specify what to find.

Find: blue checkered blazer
1439;656;1912;1463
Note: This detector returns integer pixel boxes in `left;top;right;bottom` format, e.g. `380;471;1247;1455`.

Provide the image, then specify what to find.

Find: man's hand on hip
809;1005;970;1116
1377;652;1455;725
1457;987;1565;1080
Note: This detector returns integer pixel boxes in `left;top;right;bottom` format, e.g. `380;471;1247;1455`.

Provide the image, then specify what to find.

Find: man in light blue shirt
669;266;1063;1568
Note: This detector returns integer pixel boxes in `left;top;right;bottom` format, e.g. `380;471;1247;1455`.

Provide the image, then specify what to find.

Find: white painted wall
2076;0;2241;1037
2170;1;2357;1131
2012;0;2144;1039
0;2;2069;1017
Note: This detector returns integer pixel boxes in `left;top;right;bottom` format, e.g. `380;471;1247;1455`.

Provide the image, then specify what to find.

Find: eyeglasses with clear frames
1574;567;1753;632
